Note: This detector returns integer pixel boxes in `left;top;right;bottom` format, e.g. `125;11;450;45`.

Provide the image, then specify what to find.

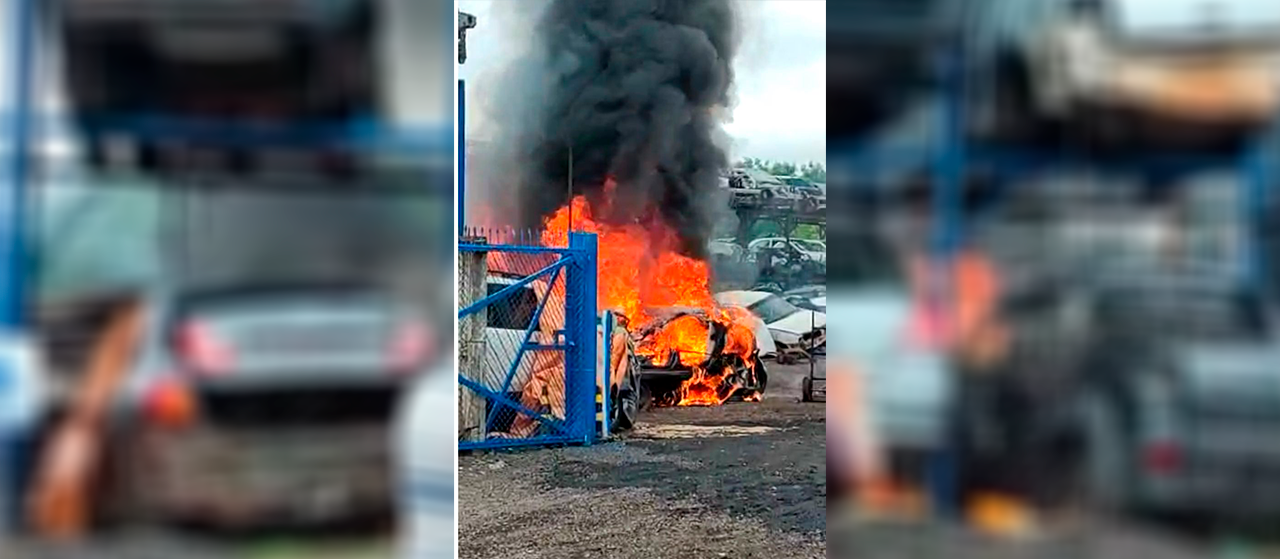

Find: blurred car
748;237;827;265
1070;271;1280;515
828;0;968;137
714;291;826;364
32;177;445;528
397;361;456;559
970;0;1280;148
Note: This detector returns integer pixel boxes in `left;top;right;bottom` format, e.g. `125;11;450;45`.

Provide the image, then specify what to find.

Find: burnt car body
633;308;768;407
53;0;382;170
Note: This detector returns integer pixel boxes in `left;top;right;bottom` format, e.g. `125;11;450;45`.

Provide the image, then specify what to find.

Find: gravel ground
458;358;828;559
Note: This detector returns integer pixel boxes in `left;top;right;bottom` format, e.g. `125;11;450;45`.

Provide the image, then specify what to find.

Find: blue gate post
0;0;38;534
566;232;598;443
601;310;612;439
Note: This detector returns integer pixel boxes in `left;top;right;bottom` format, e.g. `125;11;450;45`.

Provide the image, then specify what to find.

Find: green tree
738;157;766;170
800;162;826;183
766;161;797;177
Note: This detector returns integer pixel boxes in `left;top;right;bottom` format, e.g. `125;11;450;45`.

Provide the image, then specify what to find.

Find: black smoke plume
506;0;739;258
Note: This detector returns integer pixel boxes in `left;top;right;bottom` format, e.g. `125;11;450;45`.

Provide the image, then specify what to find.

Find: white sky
457;0;827;166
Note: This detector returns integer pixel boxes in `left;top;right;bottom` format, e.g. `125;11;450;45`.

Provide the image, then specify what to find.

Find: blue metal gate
457;229;598;450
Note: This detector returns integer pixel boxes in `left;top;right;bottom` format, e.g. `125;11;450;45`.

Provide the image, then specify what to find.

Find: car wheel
1078;392;1134;513
801;376;814;403
611;368;641;432
637;379;654;412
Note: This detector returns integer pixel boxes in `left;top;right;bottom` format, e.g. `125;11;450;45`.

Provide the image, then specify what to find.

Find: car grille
201;384;398;428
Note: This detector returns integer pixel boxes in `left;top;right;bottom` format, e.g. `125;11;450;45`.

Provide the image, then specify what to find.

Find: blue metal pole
601;310;612;439
4;0;36;328
458;80;466;236
0;0;37;534
567;232;598;444
929;48;965;521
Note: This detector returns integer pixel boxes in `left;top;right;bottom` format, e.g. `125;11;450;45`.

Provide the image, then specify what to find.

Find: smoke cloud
488;0;740;259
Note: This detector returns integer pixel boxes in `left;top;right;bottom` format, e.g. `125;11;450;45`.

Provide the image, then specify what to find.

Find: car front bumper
131;423;393;526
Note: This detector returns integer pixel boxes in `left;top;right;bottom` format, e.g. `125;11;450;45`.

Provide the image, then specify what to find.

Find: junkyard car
970;0;1280;148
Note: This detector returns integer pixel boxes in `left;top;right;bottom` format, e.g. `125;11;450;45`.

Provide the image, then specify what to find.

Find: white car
481;273;640;432
747;237;826;264
971;0;1280;143
714;291;825;362
396;363;456;559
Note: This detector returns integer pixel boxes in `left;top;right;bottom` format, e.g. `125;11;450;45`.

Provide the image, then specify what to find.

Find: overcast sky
457;0;827;167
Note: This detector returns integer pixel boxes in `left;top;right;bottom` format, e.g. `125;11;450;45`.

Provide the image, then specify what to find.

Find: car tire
637;380;654;412
1078;391;1134;513
801;376;813;403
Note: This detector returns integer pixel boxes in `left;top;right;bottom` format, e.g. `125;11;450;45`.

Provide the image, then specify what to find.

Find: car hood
769;310;826;335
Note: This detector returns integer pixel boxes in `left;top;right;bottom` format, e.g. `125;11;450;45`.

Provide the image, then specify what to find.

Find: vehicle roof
715;290;772;306
741;168;783;186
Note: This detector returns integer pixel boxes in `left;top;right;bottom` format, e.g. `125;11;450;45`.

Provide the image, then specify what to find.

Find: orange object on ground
966;492;1039;539
28;303;142;540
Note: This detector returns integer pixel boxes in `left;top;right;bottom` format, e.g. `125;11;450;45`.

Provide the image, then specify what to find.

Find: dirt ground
458;358;828;559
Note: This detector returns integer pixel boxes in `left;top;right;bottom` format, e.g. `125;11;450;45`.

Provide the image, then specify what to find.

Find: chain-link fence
457;228;598;450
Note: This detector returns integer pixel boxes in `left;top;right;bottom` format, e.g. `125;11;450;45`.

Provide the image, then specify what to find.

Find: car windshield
37;170;448;303
748;294;801;324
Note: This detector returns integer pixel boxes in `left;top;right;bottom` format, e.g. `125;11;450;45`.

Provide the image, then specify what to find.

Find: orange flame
541;178;758;407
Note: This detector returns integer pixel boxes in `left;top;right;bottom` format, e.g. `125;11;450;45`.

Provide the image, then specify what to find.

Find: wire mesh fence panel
457;229;598;450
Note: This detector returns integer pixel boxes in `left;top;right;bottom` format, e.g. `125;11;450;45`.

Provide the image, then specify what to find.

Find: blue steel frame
830;49;1280;517
456;231;599;450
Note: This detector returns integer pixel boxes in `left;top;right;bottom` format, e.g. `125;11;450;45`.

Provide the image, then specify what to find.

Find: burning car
632;307;768;408
715;291;826;365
